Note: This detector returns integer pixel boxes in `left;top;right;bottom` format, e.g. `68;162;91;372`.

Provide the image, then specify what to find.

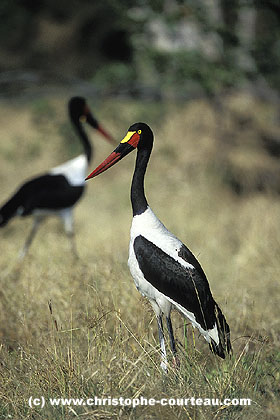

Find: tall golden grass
0;92;279;419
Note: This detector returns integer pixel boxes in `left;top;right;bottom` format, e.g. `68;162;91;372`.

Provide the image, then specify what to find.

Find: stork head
85;122;153;180
68;96;115;144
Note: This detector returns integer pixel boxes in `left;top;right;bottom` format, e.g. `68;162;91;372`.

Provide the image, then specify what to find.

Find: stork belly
128;248;173;318
128;247;160;300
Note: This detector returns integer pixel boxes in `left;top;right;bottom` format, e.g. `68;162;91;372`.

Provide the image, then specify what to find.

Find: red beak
85;109;115;145
86;151;122;180
86;142;135;180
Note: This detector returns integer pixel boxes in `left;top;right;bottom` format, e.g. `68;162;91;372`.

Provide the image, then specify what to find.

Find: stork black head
68;96;114;144
86;122;153;180
125;122;154;151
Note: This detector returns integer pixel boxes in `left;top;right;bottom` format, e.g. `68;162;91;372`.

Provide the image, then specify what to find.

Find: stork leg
18;216;44;259
66;231;79;259
166;316;176;356
156;315;168;372
61;209;79;258
166;315;180;367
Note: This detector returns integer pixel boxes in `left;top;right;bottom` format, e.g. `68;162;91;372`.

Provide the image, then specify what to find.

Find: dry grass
0;92;279;419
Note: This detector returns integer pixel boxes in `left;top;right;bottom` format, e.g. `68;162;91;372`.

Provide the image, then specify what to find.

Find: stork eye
138;130;142;134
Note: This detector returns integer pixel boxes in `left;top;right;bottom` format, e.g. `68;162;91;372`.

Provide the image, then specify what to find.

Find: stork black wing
20;174;84;214
133;235;217;330
0;174;84;224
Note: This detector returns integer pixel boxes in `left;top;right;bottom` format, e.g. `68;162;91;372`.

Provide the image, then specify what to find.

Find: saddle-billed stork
86;122;231;371
0;97;114;258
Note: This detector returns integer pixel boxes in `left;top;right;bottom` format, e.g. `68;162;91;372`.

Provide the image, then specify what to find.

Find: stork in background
0;97;114;259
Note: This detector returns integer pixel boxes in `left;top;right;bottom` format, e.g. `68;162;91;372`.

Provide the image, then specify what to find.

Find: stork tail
209;303;232;359
0;187;25;227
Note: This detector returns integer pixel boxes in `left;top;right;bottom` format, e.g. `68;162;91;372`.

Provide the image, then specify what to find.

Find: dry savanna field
0;91;279;419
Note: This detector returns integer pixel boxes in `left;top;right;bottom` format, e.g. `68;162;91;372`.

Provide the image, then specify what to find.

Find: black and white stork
86;122;231;371
0;97;114;258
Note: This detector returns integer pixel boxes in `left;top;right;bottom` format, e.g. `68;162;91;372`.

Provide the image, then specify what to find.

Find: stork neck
131;148;151;216
73;121;92;163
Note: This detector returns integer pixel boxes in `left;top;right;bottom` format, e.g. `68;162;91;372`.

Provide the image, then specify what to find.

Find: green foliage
0;0;279;94
140;48;245;96
92;62;137;93
0;0;34;49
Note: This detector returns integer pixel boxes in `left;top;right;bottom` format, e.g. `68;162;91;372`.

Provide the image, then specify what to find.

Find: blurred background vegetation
0;0;279;195
0;0;279;98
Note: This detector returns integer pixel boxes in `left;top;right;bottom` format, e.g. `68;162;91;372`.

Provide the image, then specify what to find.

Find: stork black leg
166;315;180;368
166;316;176;356
156;315;168;372
18;217;44;259
61;209;79;258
